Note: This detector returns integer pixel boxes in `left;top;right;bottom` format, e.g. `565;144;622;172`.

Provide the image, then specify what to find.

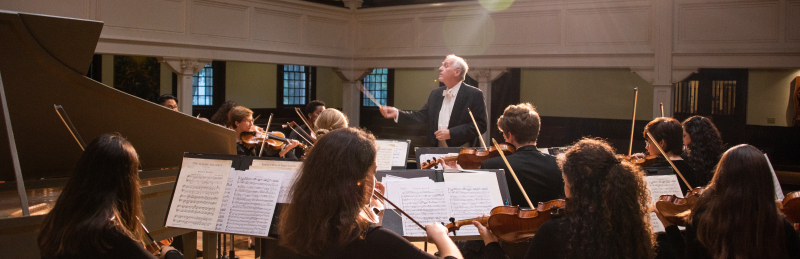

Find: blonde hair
314;109;348;138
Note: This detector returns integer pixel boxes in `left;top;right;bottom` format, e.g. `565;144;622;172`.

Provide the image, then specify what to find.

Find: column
158;57;212;114
468;68;507;145
333;68;373;127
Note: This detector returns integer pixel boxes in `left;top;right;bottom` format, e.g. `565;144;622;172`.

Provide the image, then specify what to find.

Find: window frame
277;65;316;108
360;68;394;108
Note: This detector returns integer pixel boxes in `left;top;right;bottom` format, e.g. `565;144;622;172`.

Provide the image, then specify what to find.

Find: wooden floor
191;232;438;259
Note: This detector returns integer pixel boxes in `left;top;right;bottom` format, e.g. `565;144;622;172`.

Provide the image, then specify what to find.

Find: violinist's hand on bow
473;214;498;245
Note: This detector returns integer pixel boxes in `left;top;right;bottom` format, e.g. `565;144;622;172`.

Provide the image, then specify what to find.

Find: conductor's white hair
446;54;468;81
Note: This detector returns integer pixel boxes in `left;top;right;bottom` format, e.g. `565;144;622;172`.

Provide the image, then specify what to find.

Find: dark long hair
560;138;655;259
644;117;684;155
38;134;143;257
692;144;787;259
209;100;237;126
682;116;724;182
279;128;377;256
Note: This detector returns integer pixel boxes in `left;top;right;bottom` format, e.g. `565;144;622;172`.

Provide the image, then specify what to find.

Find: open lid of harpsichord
0;11;236;182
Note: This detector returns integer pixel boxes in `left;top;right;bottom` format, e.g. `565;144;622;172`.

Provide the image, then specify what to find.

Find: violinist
642;117;700;194
278;128;463;259
38;134;182;259
313;108;348;138
288;100;325;157
228;106;300;159
655;144;800;259
209;100;237;126
476;138;655;259
680;116;723;185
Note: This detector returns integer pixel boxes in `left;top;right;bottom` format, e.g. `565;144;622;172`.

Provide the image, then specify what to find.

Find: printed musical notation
376;142;396;171
387;178;501;237
375;140;409;167
220;172;283;236
446;182;496;236
645;174;684;233
250;160;302;172
397;182;451;237
166;158;232;231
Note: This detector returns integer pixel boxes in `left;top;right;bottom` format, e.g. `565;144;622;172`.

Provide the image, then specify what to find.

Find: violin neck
454;216;488;228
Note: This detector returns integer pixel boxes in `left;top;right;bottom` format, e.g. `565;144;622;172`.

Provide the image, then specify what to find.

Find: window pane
192;63;214;106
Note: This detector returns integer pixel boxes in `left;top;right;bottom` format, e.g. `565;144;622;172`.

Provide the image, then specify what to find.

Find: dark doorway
673;69;748;146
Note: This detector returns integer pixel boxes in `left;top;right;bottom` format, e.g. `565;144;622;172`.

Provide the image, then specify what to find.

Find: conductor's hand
435;129;451;140
379;106;398;119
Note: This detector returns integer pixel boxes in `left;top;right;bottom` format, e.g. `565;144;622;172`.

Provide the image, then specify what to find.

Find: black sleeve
106;231;160;259
360;227;448;259
482;242;510;259
523;219;565;259
681;223;703;259
663;225;686;259
784;220;800;259
447;89;487;146
164;250;183;259
399;91;435;124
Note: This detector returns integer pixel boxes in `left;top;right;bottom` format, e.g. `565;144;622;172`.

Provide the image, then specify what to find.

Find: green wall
394;68;439;110
747;69;800;127
520;68;654;120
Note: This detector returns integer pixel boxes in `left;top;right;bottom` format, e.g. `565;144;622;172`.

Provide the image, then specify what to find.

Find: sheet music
395;182;451;237
765;154;785;200
645;174;684;233
376;142;396;171
250;160;302;172
376;140;409;167
215;168;238;231
443;172;504;206
382;175;434;209
246;169;297;203
445;182;496;236
166;158;232;231
219;171;283;236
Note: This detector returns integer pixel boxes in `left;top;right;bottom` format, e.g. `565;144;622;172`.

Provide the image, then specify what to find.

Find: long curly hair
560;138;655;259
209;100;237;126
691;144;787;259
682;116;724;183
278;128;376;256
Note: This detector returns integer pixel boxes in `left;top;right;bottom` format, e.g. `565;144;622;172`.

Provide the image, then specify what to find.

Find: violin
780;191;800;224
240;130;307;150
655;187;705;226
615;154;659;167
445;199;566;243
421;145;516;170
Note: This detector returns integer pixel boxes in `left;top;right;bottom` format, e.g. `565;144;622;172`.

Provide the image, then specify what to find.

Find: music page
250;160;302;172
645;174;684;233
445;182;496;236
376;142;396;171
166;158;232;231
395;182;451;237
216;171;283;236
246;169;297;203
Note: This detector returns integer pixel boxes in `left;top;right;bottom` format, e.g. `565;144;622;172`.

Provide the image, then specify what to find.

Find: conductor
380;54;487;147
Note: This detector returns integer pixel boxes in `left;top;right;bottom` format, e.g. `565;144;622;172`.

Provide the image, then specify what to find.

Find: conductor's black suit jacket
398;82;487;147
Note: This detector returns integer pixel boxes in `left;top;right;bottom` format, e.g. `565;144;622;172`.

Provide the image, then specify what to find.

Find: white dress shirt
392;82;462;147
437;82;461;147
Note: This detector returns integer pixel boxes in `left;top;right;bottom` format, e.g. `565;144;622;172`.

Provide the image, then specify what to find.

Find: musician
289;100;325;157
38;134;182;259
228;106;300;159
209;100;237;126
642;117;700;194
656;144;800;259
379;54;487;147
476;138;656;259
157;94;178;111
278;128;463;259
680;116;723;184
313;108;348;138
